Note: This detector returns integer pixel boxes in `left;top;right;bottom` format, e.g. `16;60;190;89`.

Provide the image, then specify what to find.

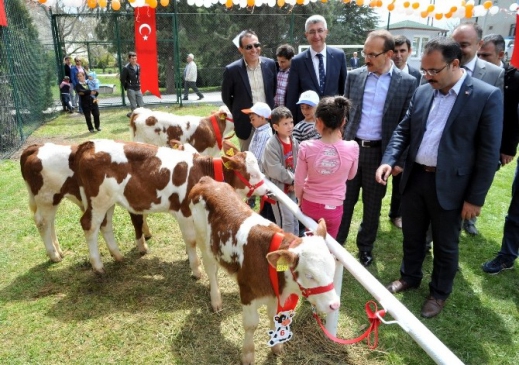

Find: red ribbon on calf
209;114;234;151
212;158;224;182
268;233;299;313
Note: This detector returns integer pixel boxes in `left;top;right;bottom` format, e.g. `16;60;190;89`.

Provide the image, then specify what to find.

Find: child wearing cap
262;106;299;235
293;90;321;143
242;102;274;219
294;96;359;239
59;76;74;113
87;72;100;104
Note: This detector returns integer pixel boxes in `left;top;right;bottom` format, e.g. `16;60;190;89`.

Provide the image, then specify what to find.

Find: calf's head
222;151;268;198
266;220;340;315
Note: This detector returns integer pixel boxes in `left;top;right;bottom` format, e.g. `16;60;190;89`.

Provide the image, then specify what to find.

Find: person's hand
375;164;392;185
500;153;514;166
392;165;403;176
461;202;481;220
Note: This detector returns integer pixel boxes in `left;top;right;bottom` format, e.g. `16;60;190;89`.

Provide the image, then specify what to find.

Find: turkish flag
511;13;519;69
134;6;161;98
0;0;8;27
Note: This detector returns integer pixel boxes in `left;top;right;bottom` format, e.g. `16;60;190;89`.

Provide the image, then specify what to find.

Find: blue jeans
499;159;519;261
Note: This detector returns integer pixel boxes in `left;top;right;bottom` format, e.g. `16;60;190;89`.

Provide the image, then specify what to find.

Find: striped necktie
317;53;325;94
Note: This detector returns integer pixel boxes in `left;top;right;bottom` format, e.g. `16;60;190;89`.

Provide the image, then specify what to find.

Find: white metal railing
264;179;464;365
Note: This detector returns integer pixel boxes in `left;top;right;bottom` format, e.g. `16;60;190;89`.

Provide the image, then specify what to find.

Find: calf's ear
266;250;298;270
315;219;327;238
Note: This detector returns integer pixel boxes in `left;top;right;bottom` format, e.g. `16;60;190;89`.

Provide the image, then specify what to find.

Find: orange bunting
98;0;107;7
435;13;443;20
411;2;419;10
248;0;256;6
483;0;492;10
427;4;434;12
277;0;285;6
226;0;232;7
387;3;394;11
403;1;410;8
112;0;121;10
160;0;169;6
420;11;428;18
356;0;364;5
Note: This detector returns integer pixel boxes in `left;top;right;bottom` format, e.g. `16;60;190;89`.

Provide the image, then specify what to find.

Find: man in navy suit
350;52;360;69
221;30;277;151
286;15;347;122
452;22;505;236
387;35;422;230
376;38;503;318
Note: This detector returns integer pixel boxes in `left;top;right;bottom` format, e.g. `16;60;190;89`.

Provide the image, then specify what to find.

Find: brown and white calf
130;105;233;157
20;143;150;263
74;139;268;275
189;177;340;365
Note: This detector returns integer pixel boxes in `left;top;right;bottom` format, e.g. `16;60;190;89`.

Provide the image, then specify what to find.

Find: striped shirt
274;68;289;107
293;120;321;143
249;123;273;170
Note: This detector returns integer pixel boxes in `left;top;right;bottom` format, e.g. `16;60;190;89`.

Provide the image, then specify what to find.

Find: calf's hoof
211;301;223;313
49;254;63;263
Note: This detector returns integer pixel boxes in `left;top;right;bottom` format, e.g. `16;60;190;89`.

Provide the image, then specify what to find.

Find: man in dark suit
376;38;503;318
286;15;347;121
221;30;277;151
335;30;417;267
452;22;505;236
388;35;422;229
350;52;360;69
478;34;519;274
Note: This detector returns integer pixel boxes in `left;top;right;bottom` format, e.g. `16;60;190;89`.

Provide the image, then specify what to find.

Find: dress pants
389;173;402;219
498;159;519;260
127;88;144;110
81;98;100;131
183;81;203;99
400;163;461;300
336;145;386;251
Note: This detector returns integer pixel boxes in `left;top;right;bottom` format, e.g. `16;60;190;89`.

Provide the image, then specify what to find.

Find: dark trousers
336;145;387;251
389;173;402;218
400;164;461;300
81;98;100;131
183;81;203;98
499;159;519;260
61;93;73;111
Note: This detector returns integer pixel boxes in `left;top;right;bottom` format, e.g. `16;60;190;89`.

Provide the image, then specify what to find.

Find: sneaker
89;129;95;133
96;128;102;132
126;112;132;118
482;255;514;274
198;95;204;100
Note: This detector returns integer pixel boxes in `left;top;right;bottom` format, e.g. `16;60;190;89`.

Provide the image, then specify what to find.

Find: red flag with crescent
511;10;519;69
0;0;8;27
134;6;161;98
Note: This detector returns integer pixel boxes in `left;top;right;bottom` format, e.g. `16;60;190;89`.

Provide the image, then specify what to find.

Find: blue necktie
317;53;325;94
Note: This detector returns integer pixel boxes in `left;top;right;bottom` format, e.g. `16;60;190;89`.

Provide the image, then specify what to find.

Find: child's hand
287;185;295;192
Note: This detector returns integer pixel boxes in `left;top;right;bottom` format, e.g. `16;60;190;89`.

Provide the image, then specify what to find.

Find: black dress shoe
358;251;373;267
182;97;188;100
386;279;418;294
198;95;204;100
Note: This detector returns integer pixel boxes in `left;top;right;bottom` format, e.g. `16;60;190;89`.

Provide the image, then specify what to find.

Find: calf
189;177;340;365
130;105;233;157
20;143;150;263
74;140;268;275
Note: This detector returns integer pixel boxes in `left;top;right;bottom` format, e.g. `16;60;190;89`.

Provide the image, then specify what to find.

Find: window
412;36;429;58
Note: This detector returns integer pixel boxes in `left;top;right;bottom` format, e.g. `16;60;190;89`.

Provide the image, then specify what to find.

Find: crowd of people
59;14;518;319
220;15;519;319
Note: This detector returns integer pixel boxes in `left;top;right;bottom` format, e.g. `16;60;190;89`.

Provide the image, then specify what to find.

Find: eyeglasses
361;50;388;59
420;63;449;76
244;43;261;51
306;29;326;36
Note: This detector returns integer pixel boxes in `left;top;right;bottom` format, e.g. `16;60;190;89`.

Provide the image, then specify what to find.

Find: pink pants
301;199;343;239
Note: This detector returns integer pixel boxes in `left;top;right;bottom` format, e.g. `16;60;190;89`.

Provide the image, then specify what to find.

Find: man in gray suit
377;38;502;318
335;30;417;267
388;35;422;229
452;22;505;236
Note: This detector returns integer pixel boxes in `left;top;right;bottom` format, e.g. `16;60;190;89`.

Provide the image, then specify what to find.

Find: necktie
317;53;325;94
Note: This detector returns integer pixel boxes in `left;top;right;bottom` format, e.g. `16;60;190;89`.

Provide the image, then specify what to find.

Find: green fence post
173;1;181;104
51;11;63;84
115;13;126;107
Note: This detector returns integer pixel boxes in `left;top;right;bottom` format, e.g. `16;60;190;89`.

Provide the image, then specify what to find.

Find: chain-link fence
0;0;58;159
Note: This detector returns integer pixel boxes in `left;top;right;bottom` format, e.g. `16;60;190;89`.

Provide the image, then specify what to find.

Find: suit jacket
350;57;360;69
472;58;505;94
286;46;347;121
221;57;277;140
407;64;422;83
381;76;503;210
343;66;417;166
500;64;519;156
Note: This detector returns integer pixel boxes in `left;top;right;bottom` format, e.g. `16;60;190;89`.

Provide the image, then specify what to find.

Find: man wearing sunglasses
286;14;347;122
221;30;277;151
336;30;417;269
376;38;502;318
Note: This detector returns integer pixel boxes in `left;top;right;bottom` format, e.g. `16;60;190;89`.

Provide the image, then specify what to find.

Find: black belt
355;138;381;148
415;163;436;172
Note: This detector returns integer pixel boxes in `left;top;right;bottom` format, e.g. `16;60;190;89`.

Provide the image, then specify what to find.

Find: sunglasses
244;43;261;51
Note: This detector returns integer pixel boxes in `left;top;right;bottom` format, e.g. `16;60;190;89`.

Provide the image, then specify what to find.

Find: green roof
384;20;448;32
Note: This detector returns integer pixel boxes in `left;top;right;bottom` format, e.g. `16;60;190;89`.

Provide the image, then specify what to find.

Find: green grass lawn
1;105;518;364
